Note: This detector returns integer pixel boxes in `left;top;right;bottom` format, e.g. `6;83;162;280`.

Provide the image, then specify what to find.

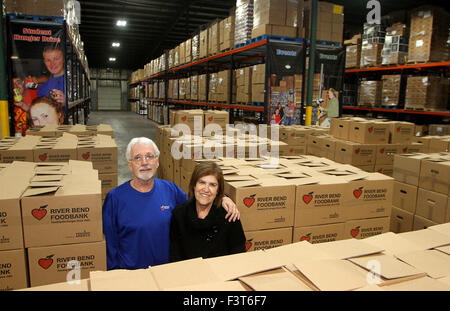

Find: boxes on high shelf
381;23;409;65
190;75;198;101
408;6;450;63
185;77;191;100
360;43;384;67
252;24;297;38
234;0;254;45
208;73;218;102
253;0;286;28
303;1;344;43
251;63;265;103
216;70;236;104
199;28;209;59
220;15;235;52
208;21;220;57
345;44;361;69
404;76;449;111
185;38;192;63
192;34;200;61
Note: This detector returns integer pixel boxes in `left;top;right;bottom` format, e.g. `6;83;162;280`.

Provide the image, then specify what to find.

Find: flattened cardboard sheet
395;250;450;279
89;269;159;291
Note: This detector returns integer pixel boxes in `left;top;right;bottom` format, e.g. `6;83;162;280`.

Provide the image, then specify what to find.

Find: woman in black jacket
169;162;246;262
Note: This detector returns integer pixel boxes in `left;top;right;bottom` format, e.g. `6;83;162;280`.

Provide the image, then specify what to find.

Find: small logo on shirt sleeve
160;205;170;211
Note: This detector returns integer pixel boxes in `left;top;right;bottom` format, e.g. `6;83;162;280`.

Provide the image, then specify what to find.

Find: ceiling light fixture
116;20;127;27
109;57;116;62
112;42;120;47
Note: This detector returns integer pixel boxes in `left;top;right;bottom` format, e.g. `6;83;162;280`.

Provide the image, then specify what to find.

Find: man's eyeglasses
131;154;157;163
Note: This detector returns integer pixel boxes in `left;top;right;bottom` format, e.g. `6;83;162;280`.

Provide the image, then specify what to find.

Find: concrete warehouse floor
87;111;159;186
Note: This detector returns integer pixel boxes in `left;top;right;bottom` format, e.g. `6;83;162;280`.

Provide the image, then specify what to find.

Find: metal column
305;0;318;125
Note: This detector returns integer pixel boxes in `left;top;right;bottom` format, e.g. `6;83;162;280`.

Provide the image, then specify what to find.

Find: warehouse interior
1;0;450;294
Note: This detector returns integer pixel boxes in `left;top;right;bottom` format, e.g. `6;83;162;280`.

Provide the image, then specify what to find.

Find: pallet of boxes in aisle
391;152;450;233
0;161;106;290
0;127;118;201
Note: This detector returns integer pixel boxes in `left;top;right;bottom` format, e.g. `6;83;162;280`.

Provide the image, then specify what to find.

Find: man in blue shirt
102;137;240;270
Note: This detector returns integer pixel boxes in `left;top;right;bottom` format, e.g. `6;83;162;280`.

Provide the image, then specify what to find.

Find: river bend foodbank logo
38;255;54;269
32;204;48;220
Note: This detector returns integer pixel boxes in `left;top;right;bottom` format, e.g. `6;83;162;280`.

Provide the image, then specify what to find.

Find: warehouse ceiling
78;0;447;71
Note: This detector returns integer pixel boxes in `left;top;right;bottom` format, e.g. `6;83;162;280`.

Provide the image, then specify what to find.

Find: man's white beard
137;166;153;181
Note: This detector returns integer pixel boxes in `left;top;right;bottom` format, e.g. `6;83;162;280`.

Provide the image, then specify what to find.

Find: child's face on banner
30;102;60;126
43;49;64;76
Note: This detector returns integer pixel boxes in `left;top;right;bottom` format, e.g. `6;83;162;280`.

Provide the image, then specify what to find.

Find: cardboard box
27;240;106;287
344;173;394;220
204;110;230;129
416;188;448;224
33;133;78;163
390;206;414;233
0;162;36;250
293;176;347;227
385;121;415;144
374;164;393;176
251;24;297;38
253;0;286;27
20;162;103;248
0;249;28;291
349;121;390;144
392;181;418;214
375;144;402;165
224;176;295;231
334;140;376;166
76;135;118;174
0;135;40;163
344;217;390;240
99;173;118;200
293;223;345;244
244;227;293;252
418;158;450;195
413;214;439;231
393;153;430;186
199;28;209;59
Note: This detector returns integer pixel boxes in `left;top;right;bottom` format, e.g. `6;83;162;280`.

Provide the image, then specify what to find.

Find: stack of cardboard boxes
219;15;235;52
208;21;221;57
251;0;298;38
0;133;118;202
313;118;423;176
26;124;114;138
235;67;253;104
404;76;449;111
0;161;106;290
358;80;382;107
251;64;265;103
360;23;385;67
408;6;450;63
344;34;362;69
234;0;254;45
381;23;409;65
391;153;450;233
381;74;404;107
302;0;344;43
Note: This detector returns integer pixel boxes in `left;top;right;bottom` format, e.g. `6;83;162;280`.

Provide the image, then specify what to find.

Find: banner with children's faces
8;19;67;135
268;42;305;125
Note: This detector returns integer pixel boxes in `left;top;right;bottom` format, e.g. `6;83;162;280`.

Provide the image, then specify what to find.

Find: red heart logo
245;239;253;251
353;187;363;199
208;116;213;121
289;148;294;153
39;153;47;161
82;152;90;160
355;149;360;154
302;192;313;204
290;133;295;137
181;116;187;121
403;148;407;153
243;195;256;208
38;255;54;269
300;233;311;242
351;226;360;238
380;148;384;154
368;127;374;133
31;205;48;220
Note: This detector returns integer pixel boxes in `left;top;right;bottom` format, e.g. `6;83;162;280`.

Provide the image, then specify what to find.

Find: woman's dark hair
188;161;224;208
27;95;64;127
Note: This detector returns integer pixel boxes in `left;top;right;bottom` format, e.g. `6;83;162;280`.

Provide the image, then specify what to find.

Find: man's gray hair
126;137;160;161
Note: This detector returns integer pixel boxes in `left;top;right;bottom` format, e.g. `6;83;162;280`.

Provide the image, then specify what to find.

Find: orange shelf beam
342;106;450;117
345;61;450;73
166;100;264;112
